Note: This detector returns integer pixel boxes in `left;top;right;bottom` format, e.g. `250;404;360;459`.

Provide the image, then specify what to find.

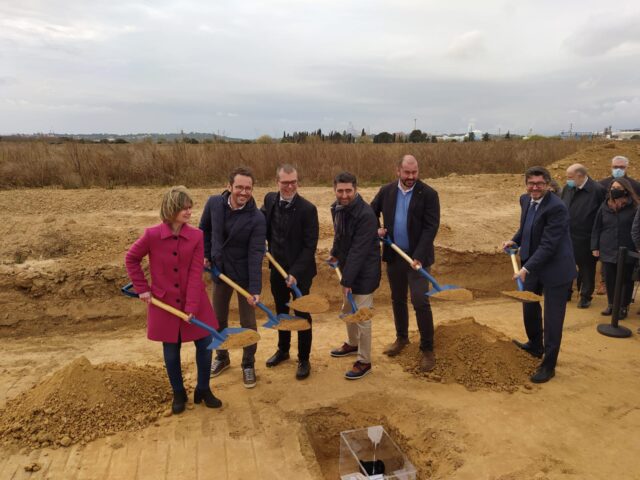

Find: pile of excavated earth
0;356;171;450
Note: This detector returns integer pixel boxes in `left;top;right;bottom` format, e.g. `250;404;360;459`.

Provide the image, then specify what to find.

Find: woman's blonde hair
160;186;193;222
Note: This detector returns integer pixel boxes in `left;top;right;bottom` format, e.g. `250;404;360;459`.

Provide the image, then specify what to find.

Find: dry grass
0;141;590;188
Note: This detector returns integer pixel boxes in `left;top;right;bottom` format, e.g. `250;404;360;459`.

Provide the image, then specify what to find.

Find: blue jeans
162;334;212;393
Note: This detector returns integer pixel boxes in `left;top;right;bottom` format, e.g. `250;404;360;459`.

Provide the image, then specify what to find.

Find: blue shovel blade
206;327;256;350
426;285;459;296
262;318;280;329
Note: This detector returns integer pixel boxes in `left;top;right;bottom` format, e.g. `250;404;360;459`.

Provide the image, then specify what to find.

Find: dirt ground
1;142;640;479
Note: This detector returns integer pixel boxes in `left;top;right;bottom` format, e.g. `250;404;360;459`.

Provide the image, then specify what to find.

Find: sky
1;0;639;138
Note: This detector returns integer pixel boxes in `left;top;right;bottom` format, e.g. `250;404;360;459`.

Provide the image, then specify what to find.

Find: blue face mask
612;168;625;179
566;179;576;188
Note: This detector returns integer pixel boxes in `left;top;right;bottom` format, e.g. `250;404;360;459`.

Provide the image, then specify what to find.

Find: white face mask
612;168;625;179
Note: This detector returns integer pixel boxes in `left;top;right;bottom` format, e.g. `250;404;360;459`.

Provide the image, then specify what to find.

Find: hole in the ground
298;394;465;479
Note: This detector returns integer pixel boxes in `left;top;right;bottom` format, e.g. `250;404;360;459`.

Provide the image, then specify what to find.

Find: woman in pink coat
126;186;222;414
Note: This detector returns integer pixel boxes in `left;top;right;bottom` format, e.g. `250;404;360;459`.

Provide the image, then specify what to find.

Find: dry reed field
0;140;589;188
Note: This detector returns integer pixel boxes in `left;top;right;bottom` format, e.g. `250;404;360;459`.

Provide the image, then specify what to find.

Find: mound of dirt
0;356;171;450
394;317;538;392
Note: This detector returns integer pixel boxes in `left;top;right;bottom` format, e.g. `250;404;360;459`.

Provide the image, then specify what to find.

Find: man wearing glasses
199;167;266;388
599;155;640;196
502;166;576;383
261;164;319;380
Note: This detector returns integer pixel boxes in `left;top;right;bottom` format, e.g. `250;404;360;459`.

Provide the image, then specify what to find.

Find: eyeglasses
278;180;298;187
613;165;627;169
526;181;547;188
233;185;253;192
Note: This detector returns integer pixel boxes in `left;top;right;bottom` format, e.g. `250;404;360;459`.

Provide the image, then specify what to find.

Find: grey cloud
564;14;640;56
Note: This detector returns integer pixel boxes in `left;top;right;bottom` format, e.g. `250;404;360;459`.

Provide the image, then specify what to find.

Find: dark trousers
602;261;634;307
574;251;598;301
522;273;572;370
270;270;312;361
213;282;257;367
162;334;212;393
387;257;434;351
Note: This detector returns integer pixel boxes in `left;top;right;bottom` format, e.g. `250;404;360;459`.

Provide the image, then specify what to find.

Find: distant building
615;129;640;140
560;131;594;140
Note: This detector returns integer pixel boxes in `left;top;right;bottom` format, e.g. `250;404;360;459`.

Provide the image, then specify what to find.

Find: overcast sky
1;0;639;137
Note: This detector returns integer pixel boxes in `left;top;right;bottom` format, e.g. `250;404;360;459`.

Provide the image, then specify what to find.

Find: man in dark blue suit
503;166;577;383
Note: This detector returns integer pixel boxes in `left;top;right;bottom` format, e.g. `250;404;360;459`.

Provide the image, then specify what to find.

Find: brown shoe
596;281;606;296
383;338;409;357
420;350;436;372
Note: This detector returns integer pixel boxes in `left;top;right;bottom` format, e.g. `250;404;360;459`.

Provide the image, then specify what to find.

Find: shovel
500;248;543;303
207;266;311;331
325;259;374;323
265;251;329;314
121;283;260;350
380;237;473;301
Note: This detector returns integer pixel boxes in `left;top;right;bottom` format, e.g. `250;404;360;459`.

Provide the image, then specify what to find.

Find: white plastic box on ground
339;425;417;480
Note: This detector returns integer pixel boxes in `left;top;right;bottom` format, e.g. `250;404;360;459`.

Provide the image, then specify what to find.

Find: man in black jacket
370;155;440;371
561;164;606;308
599;155;640;196
261;165;319;380
328;172;381;380
199;167;266;389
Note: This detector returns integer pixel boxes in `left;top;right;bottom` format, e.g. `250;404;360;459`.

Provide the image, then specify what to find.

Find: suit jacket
512;192;577;286
370;180;440;266
261;192;319;285
199;191;266;294
330;195;381;295
125;223;218;343
561;177;606;258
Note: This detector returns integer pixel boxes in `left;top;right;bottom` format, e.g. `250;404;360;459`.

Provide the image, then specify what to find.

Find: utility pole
414;118;417;131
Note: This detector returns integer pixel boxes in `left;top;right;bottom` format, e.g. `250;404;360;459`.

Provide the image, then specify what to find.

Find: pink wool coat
125;222;219;343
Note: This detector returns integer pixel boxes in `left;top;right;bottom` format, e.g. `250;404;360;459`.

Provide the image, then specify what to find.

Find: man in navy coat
503;166;577;383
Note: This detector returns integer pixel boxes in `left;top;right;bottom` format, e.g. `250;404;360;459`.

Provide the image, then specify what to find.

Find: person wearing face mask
599;156;640;196
561;164;606;308
591;178;640;319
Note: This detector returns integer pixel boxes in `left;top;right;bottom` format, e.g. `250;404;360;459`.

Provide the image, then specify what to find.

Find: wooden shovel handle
509;253;520;274
388;241;418;268
217;271;253;300
150;298;189;321
265;251;289;279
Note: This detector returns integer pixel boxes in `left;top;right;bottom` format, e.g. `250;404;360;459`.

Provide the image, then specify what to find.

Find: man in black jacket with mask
199;167;266;389
561;164;605;308
261;165;319;380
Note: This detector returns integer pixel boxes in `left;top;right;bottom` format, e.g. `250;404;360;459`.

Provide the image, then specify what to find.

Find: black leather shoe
172;389;188;414
619;307;628;319
194;388;222;408
601;305;612;316
577;297;591;309
530;366;555;383
296;360;311;380
512;339;543;359
266;350;290;368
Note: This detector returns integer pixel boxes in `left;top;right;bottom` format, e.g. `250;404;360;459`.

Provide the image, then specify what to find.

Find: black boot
601;305;612;316
172;389;188;415
194;388;222;408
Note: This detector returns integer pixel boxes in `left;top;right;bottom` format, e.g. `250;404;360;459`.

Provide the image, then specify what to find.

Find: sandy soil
1;142;640;479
